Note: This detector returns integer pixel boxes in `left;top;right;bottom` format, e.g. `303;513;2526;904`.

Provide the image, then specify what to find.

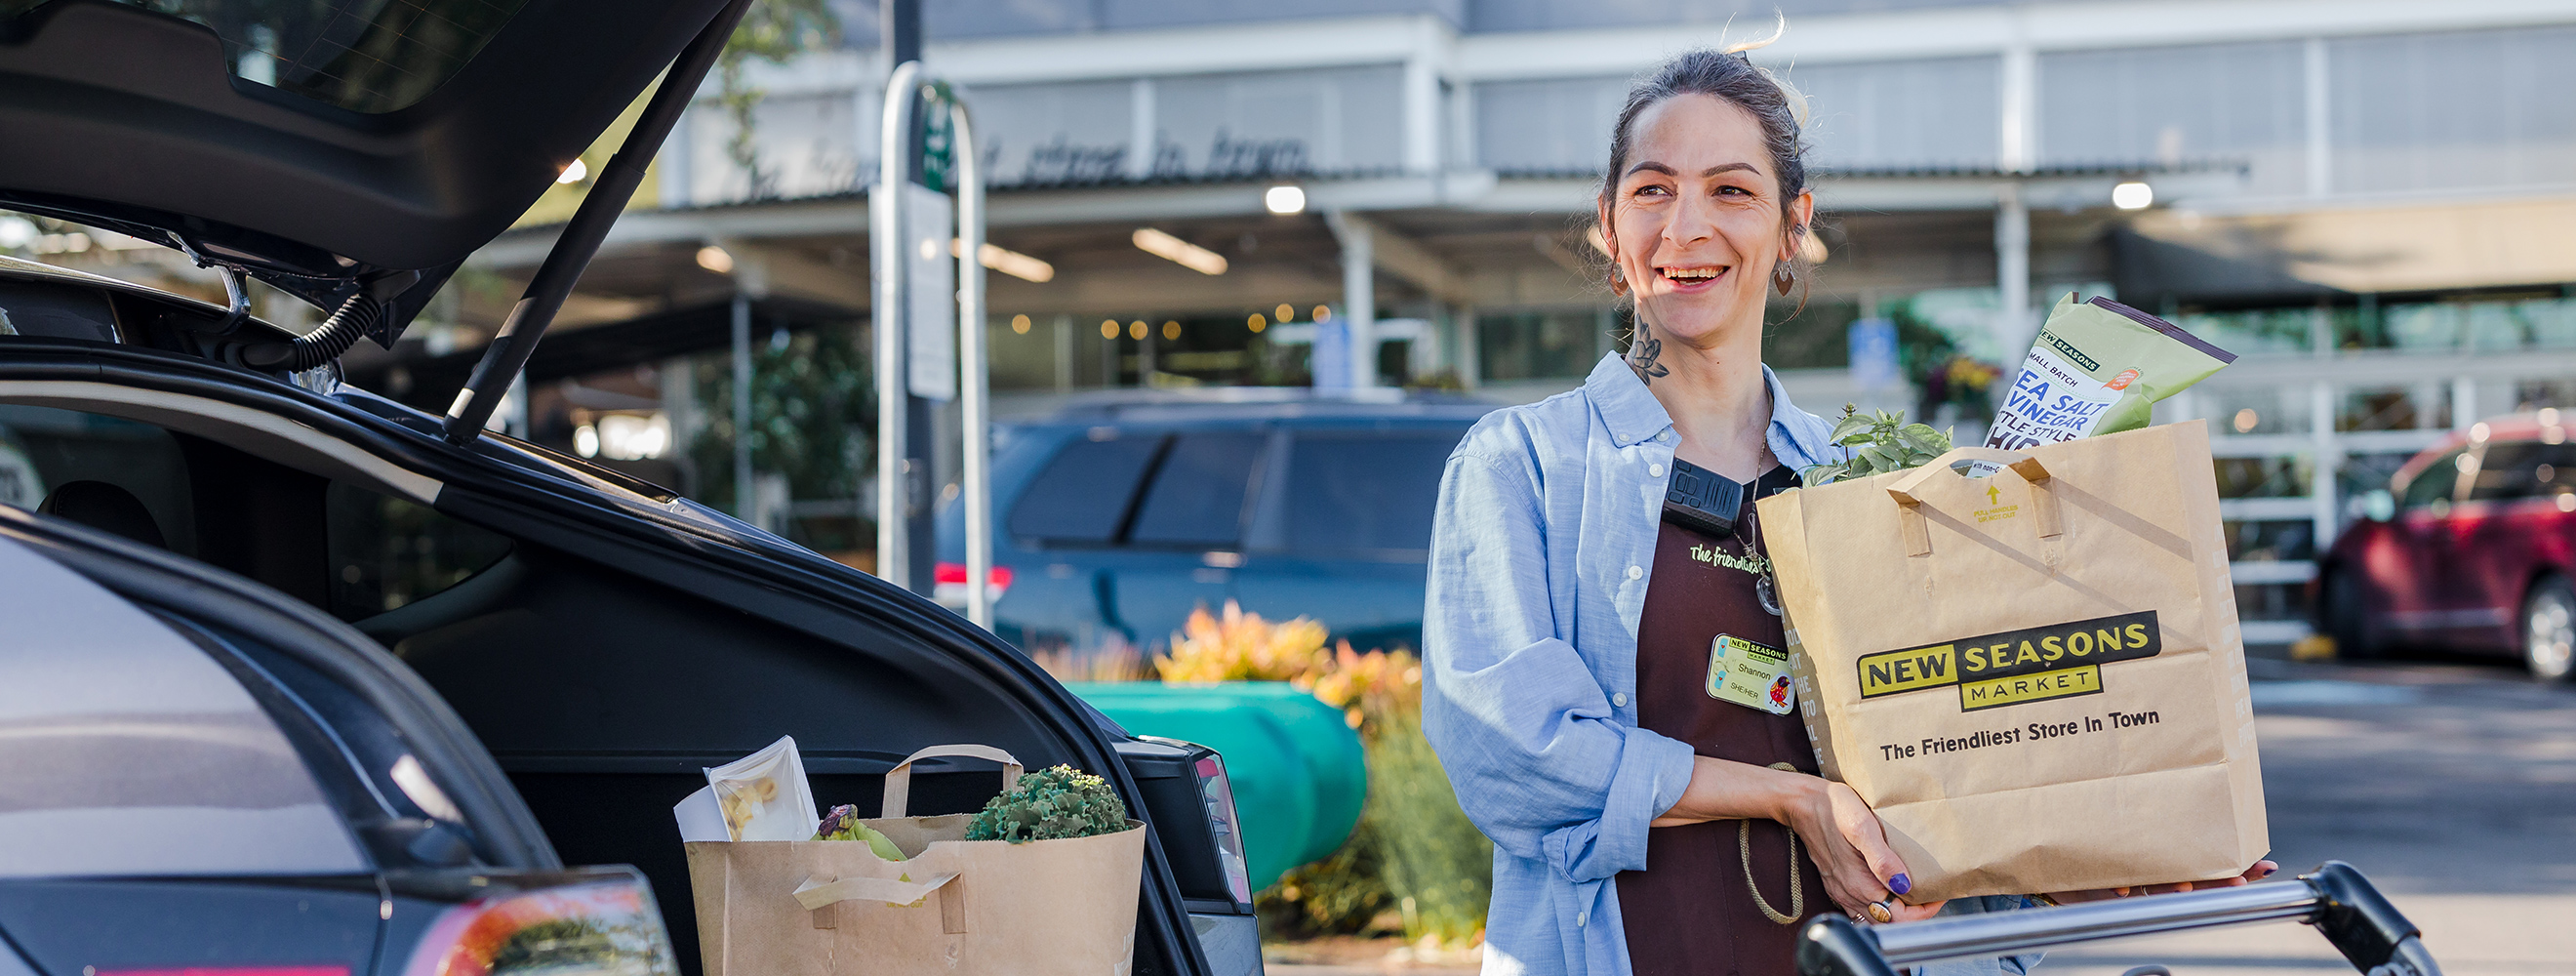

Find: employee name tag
1707;634;1795;715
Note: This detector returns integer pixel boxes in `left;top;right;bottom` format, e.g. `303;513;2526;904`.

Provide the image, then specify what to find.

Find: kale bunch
963;764;1130;843
1799;403;1955;487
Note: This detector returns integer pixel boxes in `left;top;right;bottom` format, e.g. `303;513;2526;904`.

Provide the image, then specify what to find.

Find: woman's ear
1779;190;1817;261
1596;205;1628;297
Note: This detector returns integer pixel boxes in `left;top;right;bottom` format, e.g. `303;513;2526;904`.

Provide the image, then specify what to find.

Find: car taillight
400;871;677;976
1194;754;1254;907
932;562;1014;606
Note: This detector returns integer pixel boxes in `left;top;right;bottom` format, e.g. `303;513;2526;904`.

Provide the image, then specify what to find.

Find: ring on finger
1866;899;1895;924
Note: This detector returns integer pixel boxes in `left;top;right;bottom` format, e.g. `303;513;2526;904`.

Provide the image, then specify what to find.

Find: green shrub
1363;707;1492;945
964;764;1130;843
1258;706;1493;947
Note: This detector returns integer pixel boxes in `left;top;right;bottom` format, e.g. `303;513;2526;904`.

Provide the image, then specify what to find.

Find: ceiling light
1133;227;1228;275
1313;305;1331;322
1274;303;1294;321
2113;181;2153;210
1011;314;1031;334
949;239;1055;283
1129;320;1147;340
557;158;588;184
1264;184;1307;215
1248;313;1268;333
1162;320;1182;340
695;245;734;274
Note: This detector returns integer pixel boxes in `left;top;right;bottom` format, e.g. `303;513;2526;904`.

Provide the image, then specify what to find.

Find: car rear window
1007;431;1166;545
2469;441;2576;502
1130;432;1266;549
1285;429;1463;556
5;0;531;113
325;482;513;620
0;538;367;878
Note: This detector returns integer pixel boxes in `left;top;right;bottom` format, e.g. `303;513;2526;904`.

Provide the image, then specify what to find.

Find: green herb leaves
1800;403;1955;487
963;765;1131;844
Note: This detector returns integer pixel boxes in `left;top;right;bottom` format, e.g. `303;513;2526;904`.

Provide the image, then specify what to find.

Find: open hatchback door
0;0;735;419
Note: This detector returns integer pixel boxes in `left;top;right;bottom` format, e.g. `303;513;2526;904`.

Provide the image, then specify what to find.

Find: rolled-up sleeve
1421;450;1699;883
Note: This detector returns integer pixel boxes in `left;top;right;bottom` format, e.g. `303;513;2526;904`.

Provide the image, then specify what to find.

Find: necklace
1738;487;1784;618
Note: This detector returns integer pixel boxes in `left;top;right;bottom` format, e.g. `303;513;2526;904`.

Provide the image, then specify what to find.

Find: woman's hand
1651;756;1941;921
2041;860;2280;905
1782;778;1946;921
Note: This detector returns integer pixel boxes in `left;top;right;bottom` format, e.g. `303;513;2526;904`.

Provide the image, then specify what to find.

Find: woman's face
1600;93;1813;348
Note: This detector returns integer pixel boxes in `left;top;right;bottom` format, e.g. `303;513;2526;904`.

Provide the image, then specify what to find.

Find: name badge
1707;634;1795;715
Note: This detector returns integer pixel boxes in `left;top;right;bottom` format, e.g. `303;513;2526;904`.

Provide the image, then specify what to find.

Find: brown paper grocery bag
686;744;1147;976
1757;421;2267;902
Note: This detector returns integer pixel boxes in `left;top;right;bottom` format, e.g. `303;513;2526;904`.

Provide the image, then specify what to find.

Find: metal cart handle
1796;862;2440;976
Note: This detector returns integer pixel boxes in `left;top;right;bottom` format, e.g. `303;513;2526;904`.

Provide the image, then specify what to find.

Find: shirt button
1649;463;1666;477
1626;565;1643;581
1578;911;1589;927
1612;692;1629;708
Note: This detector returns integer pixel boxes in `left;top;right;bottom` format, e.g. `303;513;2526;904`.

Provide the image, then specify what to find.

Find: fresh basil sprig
1799;403;1955;487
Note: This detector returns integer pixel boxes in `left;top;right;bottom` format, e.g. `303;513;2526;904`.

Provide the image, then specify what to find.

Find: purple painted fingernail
1889;874;1912;896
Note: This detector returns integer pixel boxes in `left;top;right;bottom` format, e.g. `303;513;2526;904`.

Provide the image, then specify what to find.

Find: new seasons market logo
1855;611;2160;712
2039;330;2102;373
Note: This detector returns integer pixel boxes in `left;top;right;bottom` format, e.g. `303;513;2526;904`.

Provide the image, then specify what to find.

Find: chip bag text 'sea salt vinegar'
1986;294;2236;452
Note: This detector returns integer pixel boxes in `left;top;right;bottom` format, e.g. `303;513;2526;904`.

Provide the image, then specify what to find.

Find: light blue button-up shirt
1423;353;2034;976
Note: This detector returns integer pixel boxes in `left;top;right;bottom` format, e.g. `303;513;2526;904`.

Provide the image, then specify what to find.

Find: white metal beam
1453;0;2576;80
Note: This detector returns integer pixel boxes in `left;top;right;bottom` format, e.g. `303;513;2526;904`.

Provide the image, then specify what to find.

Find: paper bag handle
1883;447;2061;556
793;871;960;911
882;744;1024;819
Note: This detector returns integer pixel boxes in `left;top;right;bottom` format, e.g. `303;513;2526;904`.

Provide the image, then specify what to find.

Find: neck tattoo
1628;320;1670;386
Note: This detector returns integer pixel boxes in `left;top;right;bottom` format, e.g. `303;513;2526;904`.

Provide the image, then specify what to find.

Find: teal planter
1067;681;1367;893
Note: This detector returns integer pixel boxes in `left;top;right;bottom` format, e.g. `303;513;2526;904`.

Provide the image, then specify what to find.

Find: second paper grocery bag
1756;420;2267;902
685;745;1147;976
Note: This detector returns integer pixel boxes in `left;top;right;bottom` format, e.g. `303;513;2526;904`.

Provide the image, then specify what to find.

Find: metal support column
1995;183;2032;359
1325;210;1376;388
731;292;754;521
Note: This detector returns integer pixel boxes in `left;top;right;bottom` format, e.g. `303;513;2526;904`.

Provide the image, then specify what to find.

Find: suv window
0;405;194;551
2470;443;2541;502
1285;429;1463;557
1130;432;1266;549
325;483;513;620
1008;432;1165;545
0;540;368;878
2401;449;2466;509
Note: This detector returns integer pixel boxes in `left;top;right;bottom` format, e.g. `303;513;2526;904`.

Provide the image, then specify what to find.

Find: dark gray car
0;2;1257;974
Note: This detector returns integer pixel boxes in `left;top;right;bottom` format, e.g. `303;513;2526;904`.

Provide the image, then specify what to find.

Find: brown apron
1618;466;1825;976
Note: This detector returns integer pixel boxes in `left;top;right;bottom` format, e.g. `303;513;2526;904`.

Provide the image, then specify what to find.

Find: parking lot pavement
1269;651;2576;976
2034;652;2576;976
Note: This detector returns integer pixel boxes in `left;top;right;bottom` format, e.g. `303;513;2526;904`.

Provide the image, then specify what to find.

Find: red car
2317;412;2576;680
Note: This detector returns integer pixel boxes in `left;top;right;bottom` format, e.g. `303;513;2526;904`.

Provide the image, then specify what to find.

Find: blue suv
941;390;1496;657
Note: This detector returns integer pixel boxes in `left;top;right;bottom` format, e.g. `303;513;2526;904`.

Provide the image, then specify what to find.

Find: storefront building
369;0;2576;640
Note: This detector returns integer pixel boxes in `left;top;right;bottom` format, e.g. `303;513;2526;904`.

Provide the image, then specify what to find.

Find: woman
1420;46;2272;976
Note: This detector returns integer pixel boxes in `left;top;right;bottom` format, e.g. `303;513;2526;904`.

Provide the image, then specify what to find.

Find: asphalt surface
1272;647;2576;976
2026;648;2576;976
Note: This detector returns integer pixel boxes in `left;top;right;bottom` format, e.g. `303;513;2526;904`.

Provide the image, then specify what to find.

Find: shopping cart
1798;862;2439;976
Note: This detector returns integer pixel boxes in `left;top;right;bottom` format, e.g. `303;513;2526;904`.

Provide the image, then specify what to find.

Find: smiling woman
1421;43;2079;976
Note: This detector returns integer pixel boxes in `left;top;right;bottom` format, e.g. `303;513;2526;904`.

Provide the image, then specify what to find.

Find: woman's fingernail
1889;874;1912;896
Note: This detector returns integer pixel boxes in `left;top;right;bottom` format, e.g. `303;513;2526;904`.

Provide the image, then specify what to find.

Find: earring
1772;262;1795;296
1608;264;1628;297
